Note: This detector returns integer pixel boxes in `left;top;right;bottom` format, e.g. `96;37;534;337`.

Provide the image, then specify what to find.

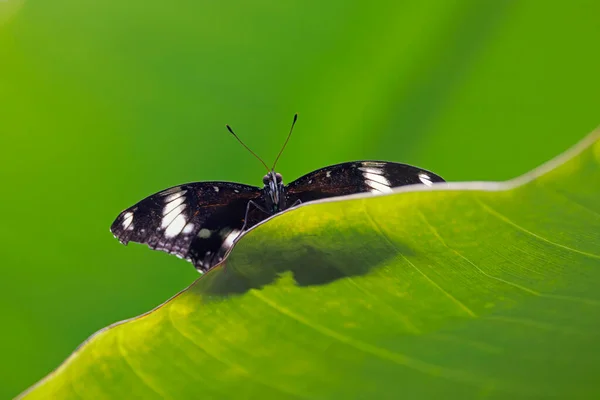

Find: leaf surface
22;131;600;399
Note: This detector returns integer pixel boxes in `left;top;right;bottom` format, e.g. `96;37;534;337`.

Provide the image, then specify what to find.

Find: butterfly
110;114;445;273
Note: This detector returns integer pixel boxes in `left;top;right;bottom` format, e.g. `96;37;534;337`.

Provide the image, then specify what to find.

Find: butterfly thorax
262;171;285;213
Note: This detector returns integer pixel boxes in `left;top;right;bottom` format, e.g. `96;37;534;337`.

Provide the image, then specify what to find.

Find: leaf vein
250;290;489;387
166;305;306;399
344;276;422;334
417;210;542;296
364;205;477;318
475;198;600;259
536;182;600;220
116;329;169;399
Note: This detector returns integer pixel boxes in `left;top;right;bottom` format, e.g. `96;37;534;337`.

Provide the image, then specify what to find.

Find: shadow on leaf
198;220;413;297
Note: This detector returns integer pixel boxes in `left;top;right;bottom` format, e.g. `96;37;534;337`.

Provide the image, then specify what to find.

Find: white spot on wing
163;196;186;215
366;180;393;193
161;204;186;228
222;229;240;249
326;171;331;178
234;189;240;193
197;228;212;239
363;172;390;186
358;167;384;174
164;213;187;238
419;173;433;187
361;161;385;167
164;190;187;203
359;166;392;193
182;223;195;234
161;186;181;196
213;186;220;192
122;212;134;230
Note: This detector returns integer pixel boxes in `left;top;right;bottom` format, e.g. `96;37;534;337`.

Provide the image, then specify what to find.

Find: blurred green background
1;0;599;397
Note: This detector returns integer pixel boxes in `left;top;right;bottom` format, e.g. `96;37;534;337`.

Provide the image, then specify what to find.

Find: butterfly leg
241;200;270;231
290;199;302;208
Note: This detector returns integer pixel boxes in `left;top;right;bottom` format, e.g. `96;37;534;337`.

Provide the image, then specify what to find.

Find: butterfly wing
285;161;445;204
110;182;264;272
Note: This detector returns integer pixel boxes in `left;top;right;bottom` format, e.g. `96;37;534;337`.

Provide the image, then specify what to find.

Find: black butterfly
111;115;445;273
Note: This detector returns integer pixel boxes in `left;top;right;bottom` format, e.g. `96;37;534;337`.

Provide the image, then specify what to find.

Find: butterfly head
262;171;285;213
226;114;296;213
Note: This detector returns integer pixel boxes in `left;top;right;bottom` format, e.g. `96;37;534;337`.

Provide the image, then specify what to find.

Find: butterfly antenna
226;124;270;172
272;113;298;170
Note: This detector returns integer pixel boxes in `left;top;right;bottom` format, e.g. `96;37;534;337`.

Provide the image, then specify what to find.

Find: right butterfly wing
110;182;263;272
286;160;445;203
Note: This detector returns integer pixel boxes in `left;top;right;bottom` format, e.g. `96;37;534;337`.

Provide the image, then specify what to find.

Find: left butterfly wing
285;161;445;204
110;182;264;272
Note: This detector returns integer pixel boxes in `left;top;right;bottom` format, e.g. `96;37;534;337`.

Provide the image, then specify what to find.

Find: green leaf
21;131;600;399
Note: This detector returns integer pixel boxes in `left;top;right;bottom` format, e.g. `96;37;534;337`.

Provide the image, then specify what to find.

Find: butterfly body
111;160;445;273
262;171;286;213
